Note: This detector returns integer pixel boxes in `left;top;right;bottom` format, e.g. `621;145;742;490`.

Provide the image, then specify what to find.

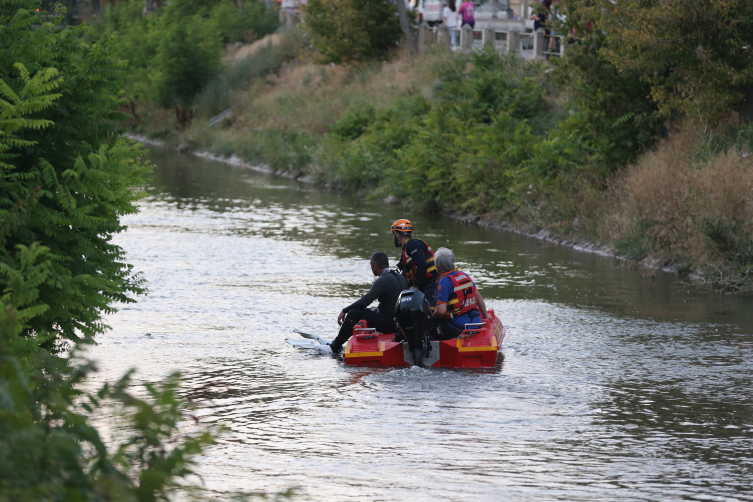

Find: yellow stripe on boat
344;351;384;358
344;342;385;358
456;337;497;352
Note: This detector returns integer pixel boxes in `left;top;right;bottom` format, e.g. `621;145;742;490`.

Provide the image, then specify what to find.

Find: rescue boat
286;310;505;369
343;310;505;368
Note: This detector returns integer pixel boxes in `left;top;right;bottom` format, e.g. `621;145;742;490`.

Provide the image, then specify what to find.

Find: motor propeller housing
394;289;432;366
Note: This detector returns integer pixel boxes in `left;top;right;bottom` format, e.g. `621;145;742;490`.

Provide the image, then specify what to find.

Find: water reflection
81;146;753;501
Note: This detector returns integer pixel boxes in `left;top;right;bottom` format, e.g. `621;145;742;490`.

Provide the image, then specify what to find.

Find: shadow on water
81;146;753;501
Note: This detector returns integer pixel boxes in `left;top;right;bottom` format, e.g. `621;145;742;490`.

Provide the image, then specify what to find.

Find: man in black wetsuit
391;219;440;307
329;251;408;354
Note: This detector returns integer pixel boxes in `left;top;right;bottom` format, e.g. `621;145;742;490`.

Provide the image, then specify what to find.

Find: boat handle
464;322;485;329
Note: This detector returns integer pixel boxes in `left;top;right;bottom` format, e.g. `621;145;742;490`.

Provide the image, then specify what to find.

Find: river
84;146;753;501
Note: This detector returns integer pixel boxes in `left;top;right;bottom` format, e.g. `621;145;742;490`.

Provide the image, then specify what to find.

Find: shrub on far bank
93;0;278;122
302;0;404;64
209;0;279;44
152;15;222;109
557;0;753;121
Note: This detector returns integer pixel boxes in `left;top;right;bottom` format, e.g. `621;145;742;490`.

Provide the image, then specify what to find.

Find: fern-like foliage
0;0;150;352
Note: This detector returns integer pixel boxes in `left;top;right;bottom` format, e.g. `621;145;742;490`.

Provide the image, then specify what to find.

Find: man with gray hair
431;247;490;339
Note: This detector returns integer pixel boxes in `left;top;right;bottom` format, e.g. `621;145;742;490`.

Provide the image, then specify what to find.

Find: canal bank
127;133;687;278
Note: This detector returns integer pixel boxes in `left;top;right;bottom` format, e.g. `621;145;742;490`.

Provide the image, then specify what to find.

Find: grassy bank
131;30;753;294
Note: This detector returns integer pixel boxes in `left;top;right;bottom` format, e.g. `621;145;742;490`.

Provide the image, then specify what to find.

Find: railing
417;23;565;60
493;31;508;53
449;28;461;50
519;33;535;52
542;35;565;58
472;29;484;51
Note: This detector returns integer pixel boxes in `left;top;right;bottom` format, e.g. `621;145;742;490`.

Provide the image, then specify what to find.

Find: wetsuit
435;269;481;340
330;270;408;352
397;239;440;306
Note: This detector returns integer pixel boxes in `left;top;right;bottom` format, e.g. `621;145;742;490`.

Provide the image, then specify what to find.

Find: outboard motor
394;289;432;366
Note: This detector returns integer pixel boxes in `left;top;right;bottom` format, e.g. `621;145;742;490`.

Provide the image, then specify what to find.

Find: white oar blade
285;337;333;354
285;338;320;349
292;329;332;346
312;344;333;355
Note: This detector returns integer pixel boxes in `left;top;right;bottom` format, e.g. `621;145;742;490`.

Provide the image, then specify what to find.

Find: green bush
209;0;279;44
0;2;149;350
0;3;221;500
550;38;664;168
152;15;222;108
94;0;278;110
322;96;430;191
302;0;404;64
330;103;376;140
322;51;558;210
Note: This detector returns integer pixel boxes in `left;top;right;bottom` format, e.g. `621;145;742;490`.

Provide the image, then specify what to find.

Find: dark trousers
437;319;464;340
332;309;395;350
437;309;481;340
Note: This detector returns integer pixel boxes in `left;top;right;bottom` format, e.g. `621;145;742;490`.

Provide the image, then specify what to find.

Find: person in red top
431;247;490;340
457;0;475;28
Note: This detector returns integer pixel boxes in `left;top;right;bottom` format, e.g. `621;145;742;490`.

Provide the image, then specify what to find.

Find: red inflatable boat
343;310;505;368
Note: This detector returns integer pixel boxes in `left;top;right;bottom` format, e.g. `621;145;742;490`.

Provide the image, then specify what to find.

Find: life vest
438;269;478;319
398;239;437;287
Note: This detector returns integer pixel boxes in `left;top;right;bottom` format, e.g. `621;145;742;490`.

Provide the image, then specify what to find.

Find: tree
0;0;149;350
0;4;221;500
395;0;416;59
302;0;404;64
551;30;664;167
151;14;222;126
557;0;753;122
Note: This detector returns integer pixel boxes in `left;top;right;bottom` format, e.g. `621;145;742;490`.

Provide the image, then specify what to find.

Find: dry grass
225;33;283;62
603;124;753;273
227;44;457;135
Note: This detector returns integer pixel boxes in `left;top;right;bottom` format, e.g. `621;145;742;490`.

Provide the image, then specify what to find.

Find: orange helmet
391;219;413;233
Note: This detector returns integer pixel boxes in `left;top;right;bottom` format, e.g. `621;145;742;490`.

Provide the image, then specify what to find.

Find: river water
84;147;753;501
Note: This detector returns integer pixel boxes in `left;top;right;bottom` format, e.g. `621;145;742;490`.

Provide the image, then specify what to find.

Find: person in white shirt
442;0;459;46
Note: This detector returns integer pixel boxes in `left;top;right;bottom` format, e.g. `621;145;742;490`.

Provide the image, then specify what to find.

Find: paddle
286;329;333;355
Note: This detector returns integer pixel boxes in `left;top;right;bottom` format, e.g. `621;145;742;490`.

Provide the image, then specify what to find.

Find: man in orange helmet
391;219;440;306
